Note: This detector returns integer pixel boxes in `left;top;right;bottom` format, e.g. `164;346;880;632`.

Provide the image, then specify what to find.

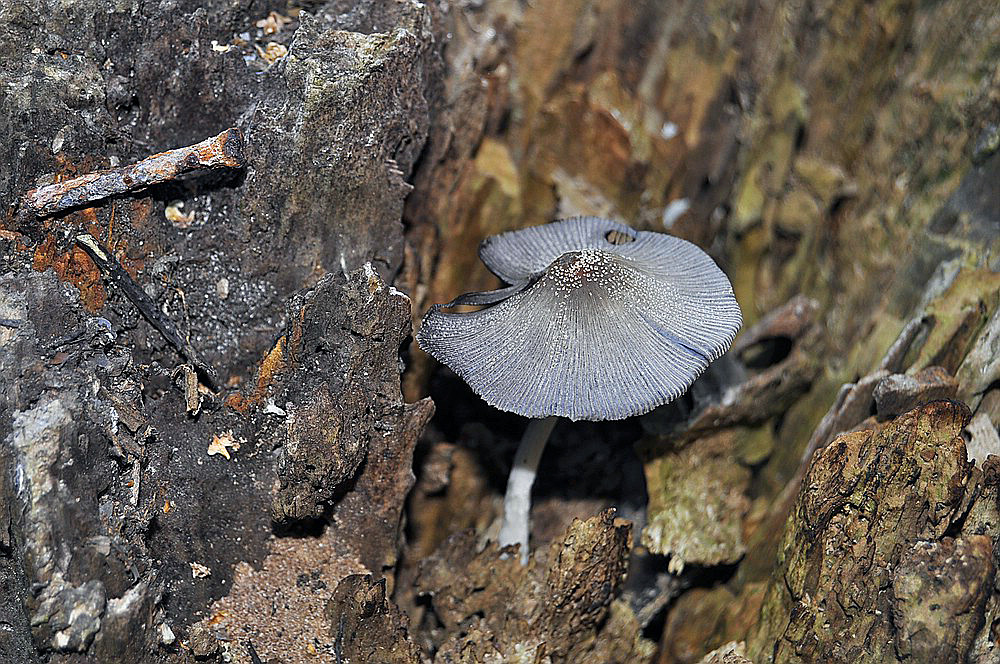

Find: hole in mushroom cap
605;229;636;245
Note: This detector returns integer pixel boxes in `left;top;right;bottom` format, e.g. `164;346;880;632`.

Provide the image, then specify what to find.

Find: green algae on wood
641;433;750;572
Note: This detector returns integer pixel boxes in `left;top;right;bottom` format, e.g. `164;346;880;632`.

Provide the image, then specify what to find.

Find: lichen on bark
749;401;983;663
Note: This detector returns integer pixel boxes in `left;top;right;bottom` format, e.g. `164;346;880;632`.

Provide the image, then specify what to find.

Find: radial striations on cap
418;217;742;421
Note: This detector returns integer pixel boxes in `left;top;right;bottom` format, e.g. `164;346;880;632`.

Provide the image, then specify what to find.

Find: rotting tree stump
2;1;999;663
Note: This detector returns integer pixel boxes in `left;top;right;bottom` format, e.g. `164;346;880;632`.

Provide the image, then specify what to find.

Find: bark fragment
191;267;432;661
749;401;975;663
641;432;750;571
873;366;959;421
697;642;753;664
326;575;422;664
417;509;648;663
891;536;994;661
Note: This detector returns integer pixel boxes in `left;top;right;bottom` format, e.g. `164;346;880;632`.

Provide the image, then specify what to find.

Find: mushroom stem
499;416;559;564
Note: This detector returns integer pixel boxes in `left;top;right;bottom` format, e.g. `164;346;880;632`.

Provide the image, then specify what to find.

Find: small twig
129;460;141;506
74;233;219;388
172;363;204;415
21;128;246;218
878;315;927;373
0;318;21;328
246;640;263;664
107;201;116;245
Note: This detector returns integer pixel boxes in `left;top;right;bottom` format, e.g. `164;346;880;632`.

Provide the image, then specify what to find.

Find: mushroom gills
418;223;741;421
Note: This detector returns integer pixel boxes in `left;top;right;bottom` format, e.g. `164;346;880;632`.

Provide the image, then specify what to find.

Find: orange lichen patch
206;611;228;627
0;200;29;240
256;336;286;395
123;198;155;235
224;393;250;413
28;206;113;312
287;305;307;363
228;335;289;414
106;201;117;244
52;152;108;181
119;253;145;280
79;207;104;236
107;209;149;279
32;235;106;311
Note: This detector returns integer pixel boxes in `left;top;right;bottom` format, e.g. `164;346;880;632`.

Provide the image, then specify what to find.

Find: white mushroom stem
499;416;559;564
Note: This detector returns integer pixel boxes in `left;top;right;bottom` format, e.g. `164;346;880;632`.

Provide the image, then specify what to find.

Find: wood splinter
21;128;246;218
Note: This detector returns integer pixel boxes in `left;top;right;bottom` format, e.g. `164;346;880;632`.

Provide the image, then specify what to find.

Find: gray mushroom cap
417;217;742;421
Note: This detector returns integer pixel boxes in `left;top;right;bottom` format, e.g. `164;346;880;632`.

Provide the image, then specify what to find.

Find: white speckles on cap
417;217;742;421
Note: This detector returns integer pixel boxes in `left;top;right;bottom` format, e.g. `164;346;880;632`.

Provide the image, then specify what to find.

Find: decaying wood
2;1;999;663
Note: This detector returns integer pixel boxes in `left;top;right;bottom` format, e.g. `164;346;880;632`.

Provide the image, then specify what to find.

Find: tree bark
2;1;999;663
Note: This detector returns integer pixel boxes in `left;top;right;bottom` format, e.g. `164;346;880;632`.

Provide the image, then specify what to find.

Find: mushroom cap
417;217;742;421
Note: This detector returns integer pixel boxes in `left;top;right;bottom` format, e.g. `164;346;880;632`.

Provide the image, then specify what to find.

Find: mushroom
418;216;742;562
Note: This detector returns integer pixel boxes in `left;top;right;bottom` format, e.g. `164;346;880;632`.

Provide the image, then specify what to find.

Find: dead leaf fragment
208;430;241;460
255;11;291;35
255;42;288;64
190;562;212;578
165;201;195;227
